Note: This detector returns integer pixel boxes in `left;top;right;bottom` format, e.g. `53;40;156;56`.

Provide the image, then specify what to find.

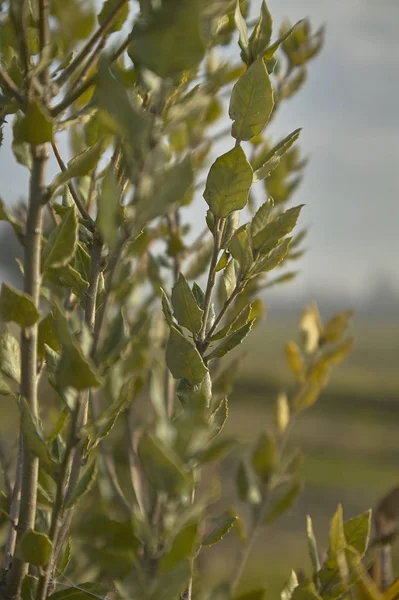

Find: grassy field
202;314;399;594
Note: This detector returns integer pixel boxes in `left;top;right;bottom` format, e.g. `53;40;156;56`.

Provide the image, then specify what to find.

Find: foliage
0;1;391;600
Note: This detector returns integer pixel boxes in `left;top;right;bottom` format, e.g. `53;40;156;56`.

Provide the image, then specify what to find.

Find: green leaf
291;583;322;600
0;198;23;236
264;480;302;523
229;58;274;141
219;259;237;304
96;169;121;248
166;327;208;384
161;289;175;328
136;156;194;231
96;62;151;158
56;341;102;391
234;0;249;62
251;198;274;238
343;510;371;558
17;101;53;144
306;515;321;574
263;21;303;62
0;283;40;327
252;431;276;482
254;237;292;272
47;583;109;600
21;573;38;600
253;205;303;252
327;504;346;567
21;398;54;468
56;537;72;576
236;460;261;505
17;530;53;567
204;146;253;218
202;512;237;546
209;397;229;440
206;320;254;362
138;433;190;496
249;1;273;62
253;129;301;182
38;312;60;361
236;590;266;600
129;0;205;78
160;518;200;571
66;460;97;509
171;274;204;335
281;570;299;600
42;206;78;270
0;375;14;396
228;224;253;275
98;0;129;33
51;143;103;190
0;328;20;382
197;438;237;465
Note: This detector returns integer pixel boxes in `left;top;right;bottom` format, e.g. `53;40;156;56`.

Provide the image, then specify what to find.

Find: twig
205;282;244;344
51;141;96;231
74;33;109;91
126;411;146;514
34;404;81;600
4;143;49;600
2;437;22;572
10;0;31;74
38;0;51;57
55;0;128;88
0;67;24;104
50;33;132;117
197;217;225;342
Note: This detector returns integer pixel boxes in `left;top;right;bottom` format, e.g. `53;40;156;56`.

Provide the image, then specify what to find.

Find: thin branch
74;33;110;91
5;144;49;600
197;218;225;343
101;452;132;516
50;33;132;117
126;411;146;515
38;0;51;57
50;77;95;117
51;141;96;231
10;0;31;74
205;282;244;344
0;67;24;104
55;0;129;88
2;438;22;572
34;404;81;600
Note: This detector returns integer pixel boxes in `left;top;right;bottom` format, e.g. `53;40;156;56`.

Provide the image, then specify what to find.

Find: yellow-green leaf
0;328;20;382
129;0;205;79
229;58;274;141
203;146;253;217
52;143;104;190
0;283;40;327
248;0;273;62
17;101;53;144
42;206;78;270
171;274;203;335
166;327;208;384
97;0;129;33
17;530;53;567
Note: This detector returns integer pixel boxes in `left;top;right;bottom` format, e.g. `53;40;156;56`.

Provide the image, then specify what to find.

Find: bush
0;1;395;600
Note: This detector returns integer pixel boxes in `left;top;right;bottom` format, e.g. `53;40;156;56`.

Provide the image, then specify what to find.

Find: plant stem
50;32;132;117
55;0;128;88
51;141;95;231
197;218;225;342
2;438;22;573
5;143;49;600
34;405;81;600
38;0;51;66
205;282;244;343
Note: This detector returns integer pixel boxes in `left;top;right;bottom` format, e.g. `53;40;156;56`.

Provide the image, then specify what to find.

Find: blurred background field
202;310;399;593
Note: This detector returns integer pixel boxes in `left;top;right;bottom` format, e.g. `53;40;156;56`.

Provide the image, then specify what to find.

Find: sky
0;0;398;303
